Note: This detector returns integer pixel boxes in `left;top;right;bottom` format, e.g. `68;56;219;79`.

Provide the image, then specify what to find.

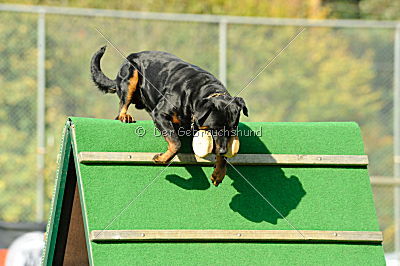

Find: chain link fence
0;4;399;255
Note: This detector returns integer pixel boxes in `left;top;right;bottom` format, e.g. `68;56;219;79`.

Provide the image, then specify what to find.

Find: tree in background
322;0;362;18
322;0;400;19
0;0;329;18
360;0;400;20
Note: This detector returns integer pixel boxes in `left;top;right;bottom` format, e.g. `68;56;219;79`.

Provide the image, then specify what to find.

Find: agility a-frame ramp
42;117;385;265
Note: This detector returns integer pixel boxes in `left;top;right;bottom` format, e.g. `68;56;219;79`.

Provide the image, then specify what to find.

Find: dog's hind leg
116;69;139;123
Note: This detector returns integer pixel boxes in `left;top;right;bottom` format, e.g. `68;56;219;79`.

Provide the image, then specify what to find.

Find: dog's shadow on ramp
166;125;306;224
166;164;210;190
227;168;306;224
228;124;306;224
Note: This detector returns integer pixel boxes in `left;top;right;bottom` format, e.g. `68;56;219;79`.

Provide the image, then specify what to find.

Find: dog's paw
153;153;170;164
118;114;136;123
210;167;227;187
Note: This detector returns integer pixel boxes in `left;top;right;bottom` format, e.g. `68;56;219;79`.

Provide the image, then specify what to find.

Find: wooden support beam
370;176;400;186
78;152;368;166
90;229;382;243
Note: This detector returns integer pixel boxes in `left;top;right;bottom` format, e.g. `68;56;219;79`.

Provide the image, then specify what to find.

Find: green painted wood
42;124;72;265
70;122;94;265
43;117;385;265
70;117;366;155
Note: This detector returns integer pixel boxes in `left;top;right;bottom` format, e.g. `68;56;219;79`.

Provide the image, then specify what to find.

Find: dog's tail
90;45;117;93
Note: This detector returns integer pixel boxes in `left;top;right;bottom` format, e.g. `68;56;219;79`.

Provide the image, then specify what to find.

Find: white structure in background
5;232;44;266
386;253;400;266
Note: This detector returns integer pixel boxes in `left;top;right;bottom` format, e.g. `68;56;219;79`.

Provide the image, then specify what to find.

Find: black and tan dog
90;46;248;186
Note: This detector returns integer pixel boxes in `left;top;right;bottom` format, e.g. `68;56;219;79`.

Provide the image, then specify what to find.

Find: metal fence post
394;23;400;257
219;19;227;87
36;10;46;222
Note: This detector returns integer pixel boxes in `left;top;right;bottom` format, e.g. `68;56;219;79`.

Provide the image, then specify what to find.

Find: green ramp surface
43;117;385;265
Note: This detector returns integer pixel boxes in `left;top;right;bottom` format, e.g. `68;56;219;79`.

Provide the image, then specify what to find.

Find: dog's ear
235;97;248;117
194;99;214;124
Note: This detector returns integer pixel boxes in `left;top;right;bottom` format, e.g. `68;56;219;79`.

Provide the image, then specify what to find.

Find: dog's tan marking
171;113;181;124
211;155;227;186
198;126;209;130
126;69;139;105
117;70;139;123
153;137;180;163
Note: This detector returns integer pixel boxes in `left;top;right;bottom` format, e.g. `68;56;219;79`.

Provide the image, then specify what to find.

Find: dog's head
194;95;248;155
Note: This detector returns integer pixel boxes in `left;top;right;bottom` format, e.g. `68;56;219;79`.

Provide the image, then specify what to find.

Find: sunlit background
0;0;399;264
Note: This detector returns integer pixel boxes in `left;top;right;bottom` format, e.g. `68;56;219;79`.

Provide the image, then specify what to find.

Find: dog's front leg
152;110;181;164
211;155;227;186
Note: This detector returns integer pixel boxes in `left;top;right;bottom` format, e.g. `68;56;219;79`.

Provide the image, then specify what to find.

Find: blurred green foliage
0;0;397;252
0;0;329;18
1;0;399;19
